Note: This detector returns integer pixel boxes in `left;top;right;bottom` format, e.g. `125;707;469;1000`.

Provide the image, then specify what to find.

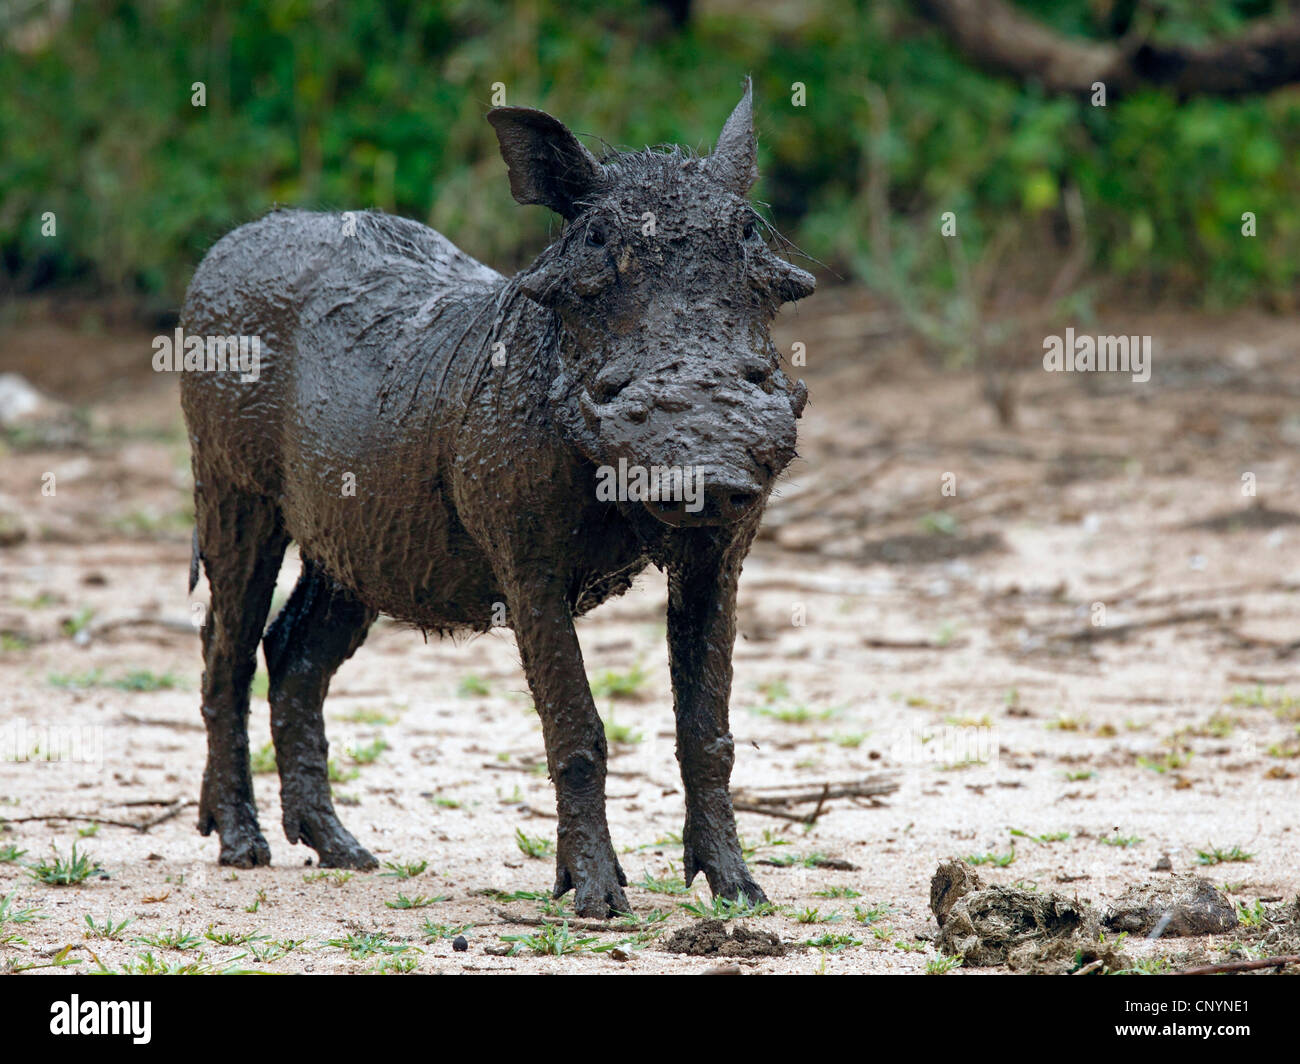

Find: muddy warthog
180;79;814;916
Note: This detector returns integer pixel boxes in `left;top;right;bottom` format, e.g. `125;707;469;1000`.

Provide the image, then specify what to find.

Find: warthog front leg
508;578;629;918
667;532;768;905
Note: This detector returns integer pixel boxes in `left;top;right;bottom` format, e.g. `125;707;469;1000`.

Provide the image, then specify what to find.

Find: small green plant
679;893;774;920
604;714;643;745
84;913;133;940
371;953;420;974
249;743;278;775
27;844;104;885
515;829;555;860
1010;828;1070;843
918;511;958;536
1230;686;1299;716
636;871;690;896
386;892;445;909
805;932;861;951
60;608;95;637
380;859;428;879
327;759;359;783
590;664;647;701
337;707;398;725
421;920;472;942
204;926;267;946
792;906;841;925
1137;750;1192;773
1196;845;1253;866
0;894;43;945
480;888;548;902
756;703;836;724
853;904;892;925
964;849;1016;867
47;668;105;689
134;927;203;951
501;921;620;957
1100;833;1142;848
0;844;29;863
926;953;963;974
111;670;182;692
348;737;389;765
303;869;354;886
246;938;305;963
108;951;252;975
764;851;832;869
813;886;862;899
326;932;413;960
1235;899;1268;928
458;674;490;697
537;896;574;919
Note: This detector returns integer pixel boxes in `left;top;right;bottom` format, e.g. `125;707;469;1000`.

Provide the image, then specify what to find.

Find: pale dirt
1;294;1298;974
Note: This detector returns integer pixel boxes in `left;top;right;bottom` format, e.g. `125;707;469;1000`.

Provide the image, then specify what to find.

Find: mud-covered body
180;81;814;916
182;209;655;631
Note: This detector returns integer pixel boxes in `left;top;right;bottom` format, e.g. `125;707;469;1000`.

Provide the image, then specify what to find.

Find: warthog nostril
591;373;631;403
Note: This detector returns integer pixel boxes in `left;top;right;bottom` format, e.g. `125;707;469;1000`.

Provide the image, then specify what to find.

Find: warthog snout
581;361;799;527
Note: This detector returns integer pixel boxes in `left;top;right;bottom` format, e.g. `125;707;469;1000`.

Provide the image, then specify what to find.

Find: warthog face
489;81;814;527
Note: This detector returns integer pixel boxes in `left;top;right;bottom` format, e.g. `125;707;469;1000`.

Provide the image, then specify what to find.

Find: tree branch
915;0;1300;97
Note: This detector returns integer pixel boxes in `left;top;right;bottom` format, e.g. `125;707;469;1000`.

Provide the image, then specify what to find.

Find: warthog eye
585;224;608;248
742;219;758;241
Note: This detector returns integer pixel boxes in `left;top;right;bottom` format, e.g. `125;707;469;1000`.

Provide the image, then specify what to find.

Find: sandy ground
1;293;1299;974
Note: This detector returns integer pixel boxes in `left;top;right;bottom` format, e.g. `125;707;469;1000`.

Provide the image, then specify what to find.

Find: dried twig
863;636;969;650
733;776;899;806
733;776;897;825
732;803;820;823
1050;609;1223;644
1;800;193;834
489;907;641;932
1169;954;1300;976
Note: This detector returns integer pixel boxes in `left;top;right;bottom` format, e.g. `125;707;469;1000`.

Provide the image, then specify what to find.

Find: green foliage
0;0;1294;306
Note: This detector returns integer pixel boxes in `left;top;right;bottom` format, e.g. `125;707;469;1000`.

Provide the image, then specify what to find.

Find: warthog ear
707;76;758;195
487;106;604;220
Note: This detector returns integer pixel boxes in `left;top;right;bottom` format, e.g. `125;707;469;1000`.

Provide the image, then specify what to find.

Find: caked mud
178;81;813;917
662;919;786;958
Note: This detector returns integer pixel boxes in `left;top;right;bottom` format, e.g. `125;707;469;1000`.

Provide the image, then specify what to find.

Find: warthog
180;79;814;916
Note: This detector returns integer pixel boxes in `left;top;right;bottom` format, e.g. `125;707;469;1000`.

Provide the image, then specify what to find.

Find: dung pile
662;920;786;958
930;861;1107;973
1104;875;1239;936
930;861;1241;973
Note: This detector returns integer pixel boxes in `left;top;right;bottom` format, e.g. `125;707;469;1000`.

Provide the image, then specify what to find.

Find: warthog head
488;80;814;527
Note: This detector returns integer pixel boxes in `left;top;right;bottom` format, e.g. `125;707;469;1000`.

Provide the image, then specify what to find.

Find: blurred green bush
1;0;1296;306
